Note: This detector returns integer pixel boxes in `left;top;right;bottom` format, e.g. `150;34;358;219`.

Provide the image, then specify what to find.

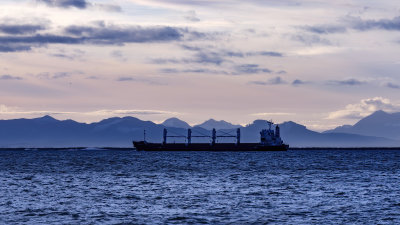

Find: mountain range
0;110;399;148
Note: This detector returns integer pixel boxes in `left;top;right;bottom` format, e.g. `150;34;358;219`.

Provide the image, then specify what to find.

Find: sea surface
1;149;400;224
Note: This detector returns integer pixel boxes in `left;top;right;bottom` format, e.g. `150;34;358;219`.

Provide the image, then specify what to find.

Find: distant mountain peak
279;121;307;130
195;119;241;130
326;110;400;140
35;115;58;121
370;110;389;116
161;117;191;129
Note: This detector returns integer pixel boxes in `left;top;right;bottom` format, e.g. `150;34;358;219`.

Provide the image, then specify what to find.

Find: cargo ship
133;122;288;151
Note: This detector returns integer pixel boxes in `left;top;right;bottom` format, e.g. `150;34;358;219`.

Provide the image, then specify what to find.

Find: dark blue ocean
1;149;400;224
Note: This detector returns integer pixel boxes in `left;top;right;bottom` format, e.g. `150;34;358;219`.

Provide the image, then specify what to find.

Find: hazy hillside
325;110;400;140
0;113;399;147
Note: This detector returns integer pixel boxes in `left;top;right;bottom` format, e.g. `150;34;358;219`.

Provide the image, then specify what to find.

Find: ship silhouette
133;121;288;151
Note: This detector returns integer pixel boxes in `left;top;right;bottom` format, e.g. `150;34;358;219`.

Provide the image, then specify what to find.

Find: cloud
291;34;331;46
0;24;46;35
64;24;184;44
327;97;400;120
111;50;128;62
85;75;99;80
249;76;286;85
275;70;287;74
302;25;347;34
37;0;123;12
257;51;283;57
36;71;80;79
292;79;308;86
0;104;180;117
0;23;201;52
49;49;85;60
234;64;271;74
302;16;400;36
116;77;134;82
385;82;400;89
326;78;366;86
116;76;166;85
159;68;180;73
159;63;272;75
159;68;230;75
184;10;200;22
180;45;283;58
152;51;226;65
188;52;226;65
0;75;23;80
350;16;400;31
36;0;89;9
88;109;179;116
223;50;283;58
151;45;283;71
0;45;32;52
0;104;18;113
92;3;122;12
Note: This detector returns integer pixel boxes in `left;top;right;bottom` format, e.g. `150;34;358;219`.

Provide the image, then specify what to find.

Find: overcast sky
0;0;399;130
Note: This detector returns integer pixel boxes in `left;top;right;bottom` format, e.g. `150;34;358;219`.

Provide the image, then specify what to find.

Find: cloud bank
328;97;400;120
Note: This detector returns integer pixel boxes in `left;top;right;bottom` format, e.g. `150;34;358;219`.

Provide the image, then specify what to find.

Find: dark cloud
0;34;81;45
326;78;365;86
64;25;183;44
0;45;31;52
249;76;286;85
302;16;400;36
350;16;400;31
152;52;226;65
292;79;308;86
151;46;283;69
37;0;122;12
0;24;197;52
0;24;46;35
386;82;400;89
37;0;88;9
0;75;23;80
257;51;283;57
189;52;225;65
303;25;347;34
234;64;271;74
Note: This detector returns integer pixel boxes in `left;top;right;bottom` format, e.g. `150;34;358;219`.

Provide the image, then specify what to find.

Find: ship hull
133;141;288;151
